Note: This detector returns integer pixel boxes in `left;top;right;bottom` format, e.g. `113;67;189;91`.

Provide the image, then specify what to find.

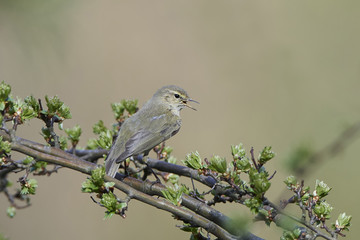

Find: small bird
105;85;198;178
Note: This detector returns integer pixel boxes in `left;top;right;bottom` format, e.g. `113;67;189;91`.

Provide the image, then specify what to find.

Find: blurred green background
1;1;359;239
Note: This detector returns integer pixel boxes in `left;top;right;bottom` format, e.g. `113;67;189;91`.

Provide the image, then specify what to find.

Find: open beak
183;98;199;111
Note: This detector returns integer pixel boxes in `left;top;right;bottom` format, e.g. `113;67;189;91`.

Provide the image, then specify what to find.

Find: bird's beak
183;98;199;111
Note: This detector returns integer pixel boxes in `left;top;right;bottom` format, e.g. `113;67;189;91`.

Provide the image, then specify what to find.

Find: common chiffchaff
105;85;197;177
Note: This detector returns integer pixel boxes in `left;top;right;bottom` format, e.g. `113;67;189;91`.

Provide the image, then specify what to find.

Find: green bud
59;135;68;150
31;161;47;173
0;81;11;103
235;157;251;172
333;212;351;231
65;125;82;146
95;130;113;150
179;223;200;234
111;102;125;121
167;155;177;164
81;167;106;193
162;145;173;155
81;179;98;193
122;99;138;115
0;136;11;154
249;169;271;196
258;146;275;164
280;228;301;240
182;151;203;170
86;138;98;150
93;120;108;134
284;175;297;189
12;98;37;122
100;192;126;219
44;95;72;121
161;185;187;206
231;144;246;160
167;173;180;185
22;156;34;165
24;95;40;113
313;201;333;220
91;167;105;186
301;192;310;203
315;180;331;198
244;197;262;214
20;178;38;195
41;127;51;139
208;155;227;173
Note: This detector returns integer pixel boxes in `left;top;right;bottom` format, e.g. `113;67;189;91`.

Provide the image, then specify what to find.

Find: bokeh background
1;1;359;239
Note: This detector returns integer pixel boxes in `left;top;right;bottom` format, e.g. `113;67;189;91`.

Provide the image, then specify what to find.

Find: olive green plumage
105;85;197;177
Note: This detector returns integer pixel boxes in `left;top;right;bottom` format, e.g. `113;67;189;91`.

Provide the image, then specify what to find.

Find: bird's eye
174;94;180;98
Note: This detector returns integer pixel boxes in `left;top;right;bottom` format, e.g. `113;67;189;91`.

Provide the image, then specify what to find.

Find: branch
296;121;360;177
0;131;262;240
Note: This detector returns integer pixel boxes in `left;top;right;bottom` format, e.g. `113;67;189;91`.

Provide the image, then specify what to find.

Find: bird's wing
116;113;181;163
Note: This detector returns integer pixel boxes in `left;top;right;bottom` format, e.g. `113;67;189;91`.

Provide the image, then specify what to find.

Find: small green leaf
249;168;271;196
86;138;98;150
31;161;47;173
59;135;68;150
111;102;125;121
161;185;186;206
333;212;352;231
93;120;108;134
208;155;227;173
160;145;173;160
284;175;297;189
95;130;113;150
22;156;34;165
166;155;177;164
179;223;200;234
65;125;82;146
244;197;262;214
81;179;98;193
0;81;11;102
167;173;180;185
104;181;115;189
231;144;246;160
24;95;40;113
281;228;301;240
81;167;106;193
0;136;11;154
0;102;4;111
314;201;333;220
100;192;126;219
20;178;38;195
44;95;72;121
182;151;203;170
122;99;138;115
235;157;251;172
258;146;275;164
315;180;331;198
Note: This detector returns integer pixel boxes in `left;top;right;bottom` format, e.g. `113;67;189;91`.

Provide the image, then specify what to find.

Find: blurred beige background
1;1;359;239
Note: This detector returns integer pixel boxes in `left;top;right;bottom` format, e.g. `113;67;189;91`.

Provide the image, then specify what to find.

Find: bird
105;85;198;178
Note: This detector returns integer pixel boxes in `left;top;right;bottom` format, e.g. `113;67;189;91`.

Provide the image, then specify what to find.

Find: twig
250;148;259;171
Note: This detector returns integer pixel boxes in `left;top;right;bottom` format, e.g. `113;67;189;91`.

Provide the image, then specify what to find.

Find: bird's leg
141;156;161;184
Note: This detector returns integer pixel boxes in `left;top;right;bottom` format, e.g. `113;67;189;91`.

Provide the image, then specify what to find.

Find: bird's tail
105;157;120;178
